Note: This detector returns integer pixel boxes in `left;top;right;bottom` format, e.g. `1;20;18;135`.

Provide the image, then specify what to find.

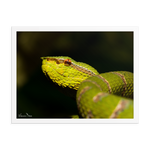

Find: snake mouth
48;65;66;77
42;58;66;77
42;62;81;90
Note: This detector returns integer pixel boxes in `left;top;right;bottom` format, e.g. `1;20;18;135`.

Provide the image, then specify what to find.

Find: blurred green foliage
17;32;133;118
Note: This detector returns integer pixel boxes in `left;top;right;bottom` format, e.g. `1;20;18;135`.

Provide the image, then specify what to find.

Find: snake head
41;56;99;90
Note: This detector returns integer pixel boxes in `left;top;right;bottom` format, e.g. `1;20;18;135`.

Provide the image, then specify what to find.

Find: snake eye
64;59;71;66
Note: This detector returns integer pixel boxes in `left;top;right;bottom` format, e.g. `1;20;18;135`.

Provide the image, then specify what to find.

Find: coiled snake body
41;56;133;118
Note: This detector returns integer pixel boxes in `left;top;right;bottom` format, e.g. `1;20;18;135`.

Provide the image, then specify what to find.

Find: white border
12;26;138;32
12;26;138;124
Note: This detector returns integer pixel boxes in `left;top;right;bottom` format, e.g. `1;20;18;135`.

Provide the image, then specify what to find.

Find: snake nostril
47;58;50;61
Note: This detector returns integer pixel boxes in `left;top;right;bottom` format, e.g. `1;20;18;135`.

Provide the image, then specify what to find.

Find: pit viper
41;56;133;118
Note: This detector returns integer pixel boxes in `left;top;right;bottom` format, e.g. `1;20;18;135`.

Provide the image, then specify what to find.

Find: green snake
41;56;133;118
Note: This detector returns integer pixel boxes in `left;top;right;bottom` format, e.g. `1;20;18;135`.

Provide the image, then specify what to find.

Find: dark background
17;32;133;118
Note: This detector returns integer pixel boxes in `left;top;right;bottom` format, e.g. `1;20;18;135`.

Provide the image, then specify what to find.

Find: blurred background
17;32;133;118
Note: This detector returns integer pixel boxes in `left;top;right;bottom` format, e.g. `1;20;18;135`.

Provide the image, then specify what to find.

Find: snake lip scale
41;56;133;119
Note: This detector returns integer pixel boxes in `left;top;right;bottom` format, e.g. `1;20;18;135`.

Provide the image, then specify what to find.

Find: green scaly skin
41;56;133;118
